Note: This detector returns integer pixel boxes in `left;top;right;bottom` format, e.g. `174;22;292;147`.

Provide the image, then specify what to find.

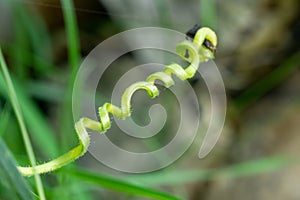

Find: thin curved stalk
0;48;46;199
18;27;218;177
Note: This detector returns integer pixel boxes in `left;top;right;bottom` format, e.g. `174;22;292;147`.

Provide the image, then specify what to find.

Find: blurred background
0;0;300;199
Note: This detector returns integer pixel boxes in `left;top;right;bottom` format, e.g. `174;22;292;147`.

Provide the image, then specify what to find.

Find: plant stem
0;47;46;200
59;0;81;151
16;27;217;177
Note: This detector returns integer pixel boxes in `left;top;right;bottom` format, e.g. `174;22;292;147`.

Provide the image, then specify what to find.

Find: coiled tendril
18;26;217;176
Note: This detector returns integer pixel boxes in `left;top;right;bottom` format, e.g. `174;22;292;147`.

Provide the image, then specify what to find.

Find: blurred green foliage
0;0;298;199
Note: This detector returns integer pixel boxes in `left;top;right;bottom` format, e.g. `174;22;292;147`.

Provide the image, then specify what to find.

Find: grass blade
0;47;46;199
13;79;60;157
59;0;81;154
0;103;11;137
0;138;33;200
233;51;300;112
58;2;92;200
64;168;181;200
0;68;60;158
124;156;292;186
60;0;80;76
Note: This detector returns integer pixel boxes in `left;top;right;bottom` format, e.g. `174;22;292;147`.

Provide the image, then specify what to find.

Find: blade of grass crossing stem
0;2;59;157
0;138;34;200
59;0;81;152
64;168;181;200
60;0;80;125
59;1;91;200
0;47;46;200
234;51;300;112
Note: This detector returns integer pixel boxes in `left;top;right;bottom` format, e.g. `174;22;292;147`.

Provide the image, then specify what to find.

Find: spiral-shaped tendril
18;27;217;176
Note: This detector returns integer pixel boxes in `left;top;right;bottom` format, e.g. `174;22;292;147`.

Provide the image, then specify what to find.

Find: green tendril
18;27;217;176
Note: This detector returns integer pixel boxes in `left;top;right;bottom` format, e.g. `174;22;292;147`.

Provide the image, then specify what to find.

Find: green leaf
13;79;60;157
63;168;181;200
58;1;89;199
234;51;300;112
0;68;60;159
0;46;46;199
0;103;11;137
123;156;292;186
0;138;33;200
